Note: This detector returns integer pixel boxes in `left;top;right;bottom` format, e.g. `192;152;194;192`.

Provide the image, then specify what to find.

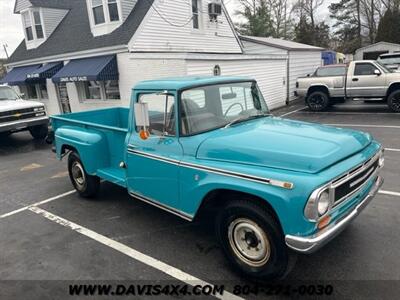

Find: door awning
27;62;64;81
0;64;42;85
52;55;118;83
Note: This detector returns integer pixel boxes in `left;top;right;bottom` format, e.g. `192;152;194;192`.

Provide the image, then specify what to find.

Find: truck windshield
375;61;392;73
0;86;19;101
180;81;270;136
378;56;400;65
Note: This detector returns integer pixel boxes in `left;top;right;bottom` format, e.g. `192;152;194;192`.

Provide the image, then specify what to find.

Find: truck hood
0;100;44;113
196;117;372;174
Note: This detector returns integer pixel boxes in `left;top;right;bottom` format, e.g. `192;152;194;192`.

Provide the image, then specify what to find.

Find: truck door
126;92;183;210
347;62;386;97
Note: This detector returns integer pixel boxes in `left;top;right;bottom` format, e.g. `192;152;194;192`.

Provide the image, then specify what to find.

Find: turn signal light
317;215;331;230
139;129;150;140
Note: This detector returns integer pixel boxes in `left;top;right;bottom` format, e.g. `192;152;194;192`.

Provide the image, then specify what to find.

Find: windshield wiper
224;112;271;128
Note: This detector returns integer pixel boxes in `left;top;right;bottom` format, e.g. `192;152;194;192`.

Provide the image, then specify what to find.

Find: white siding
242;40;287;55
42;8;69;38
354;42;400;60
15;0;31;12
186;58;288;110
121;0;137;21
129;0;242;54
289;51;322;101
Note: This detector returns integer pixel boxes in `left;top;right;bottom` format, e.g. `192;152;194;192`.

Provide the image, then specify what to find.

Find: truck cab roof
133;76;253;91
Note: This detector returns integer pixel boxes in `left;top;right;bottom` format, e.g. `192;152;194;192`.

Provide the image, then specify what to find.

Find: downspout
286;52;290;105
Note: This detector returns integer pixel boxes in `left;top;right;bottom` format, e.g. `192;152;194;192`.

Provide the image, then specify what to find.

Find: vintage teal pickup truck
52;76;384;280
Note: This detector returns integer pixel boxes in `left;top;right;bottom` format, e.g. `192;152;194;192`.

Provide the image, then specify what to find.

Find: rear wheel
215;199;288;280
387;90;400;112
68;152;100;198
306;91;330;111
29;124;48;140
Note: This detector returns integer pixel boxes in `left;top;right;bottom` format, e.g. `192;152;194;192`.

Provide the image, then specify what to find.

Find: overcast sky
0;0;333;59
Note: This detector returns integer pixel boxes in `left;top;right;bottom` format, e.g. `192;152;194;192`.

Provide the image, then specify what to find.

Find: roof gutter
239;36;325;52
6;45;128;68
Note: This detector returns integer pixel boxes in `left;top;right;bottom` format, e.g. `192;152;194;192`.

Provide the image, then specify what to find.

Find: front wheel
306;91;330;111
387;90;400;112
29;124;48;140
215;199;288;280
68;152;100;198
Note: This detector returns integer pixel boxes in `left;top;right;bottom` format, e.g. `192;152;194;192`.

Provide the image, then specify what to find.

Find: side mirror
19;93;25;99
374;69;381;76
307;74;310;77
134;102;150;140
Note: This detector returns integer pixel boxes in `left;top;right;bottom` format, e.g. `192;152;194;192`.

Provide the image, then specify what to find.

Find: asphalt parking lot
1;100;399;299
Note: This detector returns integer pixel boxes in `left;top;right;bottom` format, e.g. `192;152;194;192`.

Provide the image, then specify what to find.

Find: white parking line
325;124;400;129
278;106;307;117
385;148;400;153
379;190;400;197
0;190;76;219
28;206;243;300
299;111;395;115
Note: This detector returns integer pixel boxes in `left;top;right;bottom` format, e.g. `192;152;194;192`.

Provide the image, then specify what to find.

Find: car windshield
180;81;270;136
0;86;19;100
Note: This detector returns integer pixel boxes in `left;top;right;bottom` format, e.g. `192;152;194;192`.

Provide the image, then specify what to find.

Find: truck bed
51;107;129;187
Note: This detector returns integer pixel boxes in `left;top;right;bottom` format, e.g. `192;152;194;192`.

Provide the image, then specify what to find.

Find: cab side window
138;93;175;136
354;63;376;76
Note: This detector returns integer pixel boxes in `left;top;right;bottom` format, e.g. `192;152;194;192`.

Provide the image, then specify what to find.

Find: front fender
179;164;317;236
55;126;110;175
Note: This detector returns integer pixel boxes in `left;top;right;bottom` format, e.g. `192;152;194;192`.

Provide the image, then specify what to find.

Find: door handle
352;78;359;82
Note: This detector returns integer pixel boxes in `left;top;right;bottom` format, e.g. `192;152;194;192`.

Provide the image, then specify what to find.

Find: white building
2;0;321;115
240;36;324;102
354;41;400;60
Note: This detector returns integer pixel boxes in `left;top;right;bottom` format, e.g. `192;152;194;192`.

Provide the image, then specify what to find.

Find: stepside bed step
97;167;126;188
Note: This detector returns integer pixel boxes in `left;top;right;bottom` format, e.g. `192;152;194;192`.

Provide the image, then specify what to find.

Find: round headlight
317;190;330;216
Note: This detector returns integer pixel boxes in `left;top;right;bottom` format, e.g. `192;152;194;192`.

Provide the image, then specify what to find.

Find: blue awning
0;64;42;85
26;62;64;81
52;55;118;83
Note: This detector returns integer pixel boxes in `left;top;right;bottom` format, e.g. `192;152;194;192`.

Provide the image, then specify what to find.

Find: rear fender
55;126;110;175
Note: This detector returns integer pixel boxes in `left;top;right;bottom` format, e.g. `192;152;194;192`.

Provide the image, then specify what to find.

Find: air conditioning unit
208;1;222;21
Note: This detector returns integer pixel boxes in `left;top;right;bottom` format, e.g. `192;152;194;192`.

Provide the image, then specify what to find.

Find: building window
84;81;102;99
19;84;48;101
33;11;44;39
92;0;105;25
104;80;121;99
38;83;48;99
22;12;33;41
108;0;119;22
192;0;200;29
81;80;121;101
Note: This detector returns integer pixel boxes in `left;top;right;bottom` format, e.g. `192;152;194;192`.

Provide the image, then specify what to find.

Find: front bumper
0;116;49;133
285;175;383;254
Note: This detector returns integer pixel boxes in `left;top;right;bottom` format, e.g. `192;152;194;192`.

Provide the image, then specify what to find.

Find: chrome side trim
129;191;193;222
286;176;383;254
127;147;294;189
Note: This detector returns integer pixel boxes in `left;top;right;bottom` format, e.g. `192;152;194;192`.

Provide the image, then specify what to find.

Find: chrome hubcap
228;218;270;267
71;162;85;189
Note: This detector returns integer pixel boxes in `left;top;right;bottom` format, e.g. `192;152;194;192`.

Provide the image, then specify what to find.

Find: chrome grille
332;153;380;205
0;107;45;124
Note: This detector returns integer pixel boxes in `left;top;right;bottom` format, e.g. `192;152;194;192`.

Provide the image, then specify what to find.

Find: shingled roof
8;0;154;64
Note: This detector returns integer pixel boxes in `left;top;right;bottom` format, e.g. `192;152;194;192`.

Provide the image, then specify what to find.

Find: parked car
378;53;400;72
0;85;49;139
296;60;400;112
51;76;384;280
